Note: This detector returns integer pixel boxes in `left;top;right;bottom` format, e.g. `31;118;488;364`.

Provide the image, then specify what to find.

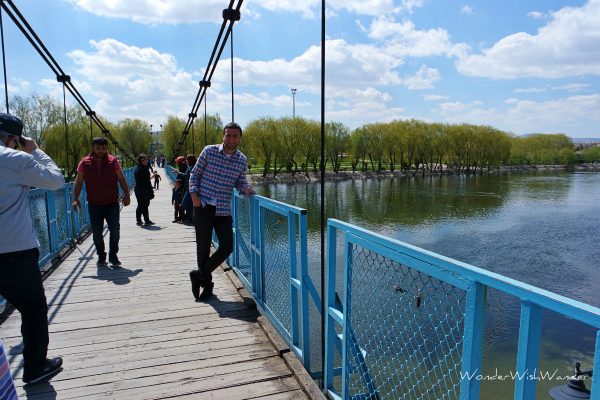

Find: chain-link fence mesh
28;190;50;261
262;207;293;336
345;243;466;400
234;195;253;284
54;187;71;247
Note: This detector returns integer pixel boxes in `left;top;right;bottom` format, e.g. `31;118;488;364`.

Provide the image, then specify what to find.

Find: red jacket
77;153;121;205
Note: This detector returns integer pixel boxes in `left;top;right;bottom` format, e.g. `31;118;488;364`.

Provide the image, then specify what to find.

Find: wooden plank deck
1;168;310;399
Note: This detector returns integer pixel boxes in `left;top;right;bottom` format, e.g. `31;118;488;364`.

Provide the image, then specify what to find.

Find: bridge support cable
320;0;326;389
0;0;134;164
58;75;71;180
177;0;242;155
0;5;9;112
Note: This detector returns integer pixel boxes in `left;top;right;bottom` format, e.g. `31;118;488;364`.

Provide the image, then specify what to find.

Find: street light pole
291;88;297;119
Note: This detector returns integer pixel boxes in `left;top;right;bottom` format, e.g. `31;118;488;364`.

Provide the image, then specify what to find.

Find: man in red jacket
72;137;131;266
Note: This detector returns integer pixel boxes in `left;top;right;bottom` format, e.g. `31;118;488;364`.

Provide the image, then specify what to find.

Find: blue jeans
0;248;48;373
88;203;120;256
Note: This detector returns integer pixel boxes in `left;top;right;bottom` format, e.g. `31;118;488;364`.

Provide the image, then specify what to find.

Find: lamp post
291;88;297;119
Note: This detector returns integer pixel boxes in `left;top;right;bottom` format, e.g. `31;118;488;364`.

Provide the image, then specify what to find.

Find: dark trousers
0;248;48;372
153;180;159;190
194;205;233;284
88;203;120;256
136;198;151;223
182;192;194;221
174;204;185;221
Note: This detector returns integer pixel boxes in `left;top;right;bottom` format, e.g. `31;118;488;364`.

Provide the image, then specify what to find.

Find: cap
0;113;23;137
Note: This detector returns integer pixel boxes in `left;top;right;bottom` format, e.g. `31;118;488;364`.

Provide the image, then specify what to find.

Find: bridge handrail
325;218;600;400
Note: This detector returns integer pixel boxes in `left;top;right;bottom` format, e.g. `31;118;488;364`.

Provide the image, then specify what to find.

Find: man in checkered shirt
188;122;255;301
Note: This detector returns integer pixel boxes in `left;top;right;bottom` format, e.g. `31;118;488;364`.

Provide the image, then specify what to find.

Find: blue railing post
513;301;543;400
46;190;58;254
325;222;341;399
299;210;311;371
288;211;300;353
460;282;486;400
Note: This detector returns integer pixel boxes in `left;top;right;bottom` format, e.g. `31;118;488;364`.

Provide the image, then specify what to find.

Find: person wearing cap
0;113;64;384
72;137;131;266
188;122;255;301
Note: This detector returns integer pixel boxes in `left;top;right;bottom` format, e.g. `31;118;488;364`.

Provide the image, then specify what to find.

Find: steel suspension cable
0;0;135;164
320;0;326;388
178;1;242;154
0;6;9;113
230;24;234;122
204;93;207;147
59;78;70;180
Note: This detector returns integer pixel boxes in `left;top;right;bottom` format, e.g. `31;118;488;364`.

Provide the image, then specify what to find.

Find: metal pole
230;26;234;122
291;88;297;119
62;83;69;181
204;94;207;147
0;6;9;113
320;0;326;388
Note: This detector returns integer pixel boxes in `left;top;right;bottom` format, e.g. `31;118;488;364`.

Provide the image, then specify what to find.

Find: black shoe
189;270;201;300
109;254;121;266
23;357;63;384
144;221;155;225
198;282;214;301
136;220;143;226
97;253;107;265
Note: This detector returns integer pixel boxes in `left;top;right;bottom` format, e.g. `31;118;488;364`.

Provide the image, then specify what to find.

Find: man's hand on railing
242;187;255;196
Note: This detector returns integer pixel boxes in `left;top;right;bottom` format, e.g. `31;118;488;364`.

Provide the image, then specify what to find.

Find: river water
254;171;600;399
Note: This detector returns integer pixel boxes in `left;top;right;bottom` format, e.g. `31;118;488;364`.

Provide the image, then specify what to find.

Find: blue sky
2;0;600;138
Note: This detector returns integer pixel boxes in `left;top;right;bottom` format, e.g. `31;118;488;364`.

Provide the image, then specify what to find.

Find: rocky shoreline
246;163;600;185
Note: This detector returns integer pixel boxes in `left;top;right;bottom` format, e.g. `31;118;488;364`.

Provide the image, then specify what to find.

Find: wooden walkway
1;168;311;399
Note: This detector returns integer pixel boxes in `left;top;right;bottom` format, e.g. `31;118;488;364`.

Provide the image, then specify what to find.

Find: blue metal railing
231;191;321;372
0;168;135;311
324;219;600;400
158;175;600;400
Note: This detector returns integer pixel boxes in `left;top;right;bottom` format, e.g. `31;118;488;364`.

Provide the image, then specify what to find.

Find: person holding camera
0;113;64;384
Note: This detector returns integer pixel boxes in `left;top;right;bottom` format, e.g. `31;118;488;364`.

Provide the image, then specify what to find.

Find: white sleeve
19;149;65;190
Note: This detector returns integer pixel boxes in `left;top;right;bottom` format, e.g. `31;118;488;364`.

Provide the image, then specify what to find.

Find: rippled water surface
255;171;600;398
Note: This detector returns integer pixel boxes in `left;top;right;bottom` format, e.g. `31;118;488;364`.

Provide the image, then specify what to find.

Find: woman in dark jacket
134;154;154;226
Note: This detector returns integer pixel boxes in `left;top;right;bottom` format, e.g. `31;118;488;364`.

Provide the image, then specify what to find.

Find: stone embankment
246;163;600;185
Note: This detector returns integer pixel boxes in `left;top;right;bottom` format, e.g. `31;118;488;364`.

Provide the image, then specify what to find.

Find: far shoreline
246;163;600;185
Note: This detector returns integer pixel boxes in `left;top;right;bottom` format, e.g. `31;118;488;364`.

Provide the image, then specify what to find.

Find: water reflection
255;171;600;399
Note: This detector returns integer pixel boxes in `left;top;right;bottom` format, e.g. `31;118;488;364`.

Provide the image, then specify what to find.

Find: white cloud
527;11;547;19
402;65;440;89
514;83;591;94
67;38;197;124
461;5;474;15
66;0;426;23
212;38;404;92
1;78;31;96
456;0;600;78
436;94;600;135
64;0;229;24
423;94;449;101
367;17;470;58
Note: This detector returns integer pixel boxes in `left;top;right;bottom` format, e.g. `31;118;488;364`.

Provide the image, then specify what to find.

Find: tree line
238;117;589;177
7;94;599;179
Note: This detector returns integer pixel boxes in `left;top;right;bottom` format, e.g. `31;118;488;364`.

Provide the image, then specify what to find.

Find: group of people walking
0;113;254;389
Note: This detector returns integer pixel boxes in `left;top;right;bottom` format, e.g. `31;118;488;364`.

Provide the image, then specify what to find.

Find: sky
2;0;600;138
